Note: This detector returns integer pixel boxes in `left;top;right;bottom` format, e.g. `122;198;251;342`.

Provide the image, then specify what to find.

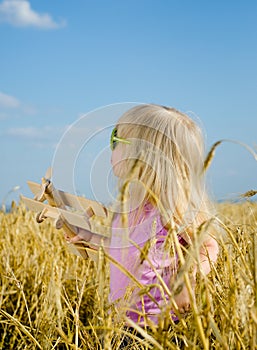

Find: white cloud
0;0;66;29
0;91;37;119
0;91;20;108
7;126;41;138
6;126;63;139
0;112;9;120
4;125;71;149
5;125;95;140
4;125;102;152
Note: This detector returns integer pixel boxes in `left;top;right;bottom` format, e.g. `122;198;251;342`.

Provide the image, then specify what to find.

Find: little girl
67;104;219;330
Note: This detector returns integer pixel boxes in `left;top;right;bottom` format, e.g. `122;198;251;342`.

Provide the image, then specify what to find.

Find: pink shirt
108;203;187;325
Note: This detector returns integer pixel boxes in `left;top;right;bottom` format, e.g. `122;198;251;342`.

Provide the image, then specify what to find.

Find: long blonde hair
115;104;212;231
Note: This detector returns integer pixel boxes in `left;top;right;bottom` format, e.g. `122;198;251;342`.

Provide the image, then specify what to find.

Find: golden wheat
0;200;257;349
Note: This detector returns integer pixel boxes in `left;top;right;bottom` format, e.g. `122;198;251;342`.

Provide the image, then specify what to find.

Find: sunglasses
110;127;131;150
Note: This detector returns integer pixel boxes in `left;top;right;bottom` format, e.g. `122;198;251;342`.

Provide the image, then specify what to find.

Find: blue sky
1;0;257;207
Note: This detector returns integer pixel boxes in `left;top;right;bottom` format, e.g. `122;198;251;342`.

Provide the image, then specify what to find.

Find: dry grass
1;200;257;349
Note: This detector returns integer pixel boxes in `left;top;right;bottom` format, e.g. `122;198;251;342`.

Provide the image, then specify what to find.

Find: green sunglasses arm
112;136;131;145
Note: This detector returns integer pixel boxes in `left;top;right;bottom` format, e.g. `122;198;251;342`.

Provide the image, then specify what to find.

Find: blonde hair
115;104;212;231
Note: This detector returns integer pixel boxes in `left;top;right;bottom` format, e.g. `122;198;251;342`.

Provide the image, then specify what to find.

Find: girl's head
111;104;211;228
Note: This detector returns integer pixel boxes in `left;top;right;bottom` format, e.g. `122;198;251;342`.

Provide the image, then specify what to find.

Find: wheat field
1;200;257;349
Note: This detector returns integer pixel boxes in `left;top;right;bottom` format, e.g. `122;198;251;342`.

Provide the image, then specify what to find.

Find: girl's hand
64;227;105;249
65;228;93;243
64;207;95;244
173;283;193;314
171;275;196;314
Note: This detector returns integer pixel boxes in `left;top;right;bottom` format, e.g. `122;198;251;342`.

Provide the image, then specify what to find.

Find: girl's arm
173;235;219;313
196;235;219;276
